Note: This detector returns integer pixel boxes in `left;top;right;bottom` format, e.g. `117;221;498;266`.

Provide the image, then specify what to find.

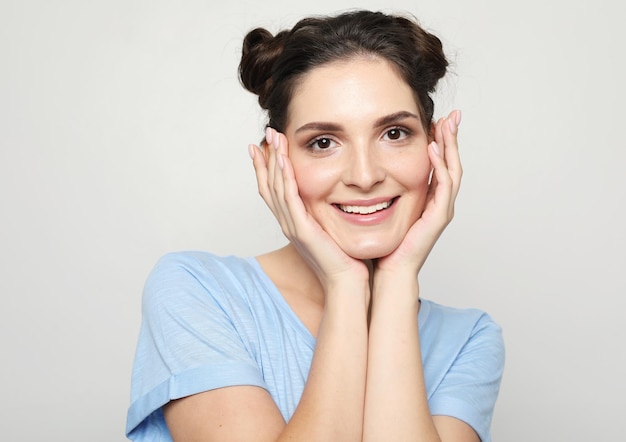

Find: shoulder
141;251;264;317
148;251;253;280
420;300;505;442
419;298;505;386
420;298;503;344
145;251;258;293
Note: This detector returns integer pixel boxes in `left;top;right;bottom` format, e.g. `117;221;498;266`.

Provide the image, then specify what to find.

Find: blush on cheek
291;163;334;206
404;180;430;222
294;183;316;210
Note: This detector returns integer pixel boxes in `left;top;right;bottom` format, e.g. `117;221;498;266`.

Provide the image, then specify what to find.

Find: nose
342;143;385;190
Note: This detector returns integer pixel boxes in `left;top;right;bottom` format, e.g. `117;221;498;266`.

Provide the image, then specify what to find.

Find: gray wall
1;0;624;440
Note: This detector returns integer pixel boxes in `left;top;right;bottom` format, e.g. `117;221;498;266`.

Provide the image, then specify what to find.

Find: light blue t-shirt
126;252;504;441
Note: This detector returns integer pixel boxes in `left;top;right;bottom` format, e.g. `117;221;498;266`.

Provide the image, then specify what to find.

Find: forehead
286;57;420;131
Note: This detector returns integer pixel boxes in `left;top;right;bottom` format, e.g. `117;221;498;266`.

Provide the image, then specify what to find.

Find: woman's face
284;57;432;260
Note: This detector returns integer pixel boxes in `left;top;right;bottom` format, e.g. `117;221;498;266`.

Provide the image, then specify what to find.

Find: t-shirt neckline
246;256;317;348
245;255;430;343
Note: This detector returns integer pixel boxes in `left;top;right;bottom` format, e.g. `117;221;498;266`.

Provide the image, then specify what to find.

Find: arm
164;128;370;441
364;273;444;442
164;279;369;442
364;275;479;442
364;111;478;441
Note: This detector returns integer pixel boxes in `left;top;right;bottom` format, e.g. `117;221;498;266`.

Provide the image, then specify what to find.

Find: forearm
282;279;370;441
363;273;440;442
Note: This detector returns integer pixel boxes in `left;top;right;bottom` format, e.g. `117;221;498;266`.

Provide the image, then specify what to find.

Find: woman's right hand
248;128;369;291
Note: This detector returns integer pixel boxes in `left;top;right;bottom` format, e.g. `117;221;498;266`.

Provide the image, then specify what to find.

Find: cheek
396;155;432;218
291;161;331;210
293;172;315;209
396;152;432;191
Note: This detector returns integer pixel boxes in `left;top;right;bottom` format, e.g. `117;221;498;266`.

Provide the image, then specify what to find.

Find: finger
429;141;452;197
276;135;310;230
265;129;300;238
277;150;308;236
268;128;285;201
425;145;438;206
434;117;446;162
265;128;290;227
249;142;277;214
443;110;461;167
265;127;278;197
425;118;446;209
252;128;290;231
266;128;287;224
441;110;463;201
426;140;454;224
272;131;298;234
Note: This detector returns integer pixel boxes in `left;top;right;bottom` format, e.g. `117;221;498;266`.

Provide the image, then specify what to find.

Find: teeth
339;200;392;214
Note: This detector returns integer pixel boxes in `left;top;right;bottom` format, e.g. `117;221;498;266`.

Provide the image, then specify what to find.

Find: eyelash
305;126;414;150
383;126;412;141
306;136;338;150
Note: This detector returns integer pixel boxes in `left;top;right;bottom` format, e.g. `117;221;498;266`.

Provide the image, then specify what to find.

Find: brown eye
316;138;332;149
308;137;336;150
387;129;401;140
383;127;410;141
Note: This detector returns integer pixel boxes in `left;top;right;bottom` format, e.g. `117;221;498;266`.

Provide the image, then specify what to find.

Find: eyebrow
294;111;421;134
374;111;421;128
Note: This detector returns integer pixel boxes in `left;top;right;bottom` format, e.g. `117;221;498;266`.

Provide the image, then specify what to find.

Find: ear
428;121;436;143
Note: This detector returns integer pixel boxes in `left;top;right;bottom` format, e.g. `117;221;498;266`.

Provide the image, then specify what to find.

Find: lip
333;196;398;225
335;196;395;206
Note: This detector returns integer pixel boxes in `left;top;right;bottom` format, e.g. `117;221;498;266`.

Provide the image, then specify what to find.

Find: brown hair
239;10;448;132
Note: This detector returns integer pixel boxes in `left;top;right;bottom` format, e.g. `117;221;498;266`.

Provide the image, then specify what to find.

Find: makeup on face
285;58;432;259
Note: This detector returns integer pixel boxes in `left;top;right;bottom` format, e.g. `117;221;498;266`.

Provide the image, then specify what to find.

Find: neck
257;243;327;307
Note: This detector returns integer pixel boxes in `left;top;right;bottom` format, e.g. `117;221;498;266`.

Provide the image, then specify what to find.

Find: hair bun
239;28;287;109
412;24;447;92
238;10;449;132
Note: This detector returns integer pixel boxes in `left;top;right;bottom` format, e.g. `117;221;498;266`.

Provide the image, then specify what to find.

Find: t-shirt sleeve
126;253;266;438
428;312;505;442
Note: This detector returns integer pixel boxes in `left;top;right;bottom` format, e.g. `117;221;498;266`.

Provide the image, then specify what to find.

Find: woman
126;10;504;442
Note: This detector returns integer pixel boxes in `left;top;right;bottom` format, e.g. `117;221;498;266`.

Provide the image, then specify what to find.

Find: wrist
371;270;420;306
373;265;419;286
324;276;371;309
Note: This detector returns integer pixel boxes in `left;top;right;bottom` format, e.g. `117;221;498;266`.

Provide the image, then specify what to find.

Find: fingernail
248;144;256;159
455;110;462;126
265;127;273;145
447;117;457;134
430;141;441;156
277;154;284;169
274;132;280;150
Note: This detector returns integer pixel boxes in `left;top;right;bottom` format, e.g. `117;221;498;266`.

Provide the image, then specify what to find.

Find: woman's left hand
375;109;463;276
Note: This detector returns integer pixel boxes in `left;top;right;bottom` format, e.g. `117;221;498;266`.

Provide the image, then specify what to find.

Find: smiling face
284;57;432;260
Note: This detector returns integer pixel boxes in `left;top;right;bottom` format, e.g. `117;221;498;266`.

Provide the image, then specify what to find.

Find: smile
337;199;395;215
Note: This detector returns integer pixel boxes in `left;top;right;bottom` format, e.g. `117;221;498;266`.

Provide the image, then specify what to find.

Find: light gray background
1;0;624;440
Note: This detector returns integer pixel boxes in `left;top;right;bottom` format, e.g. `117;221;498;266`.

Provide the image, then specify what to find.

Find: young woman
126;10;504;442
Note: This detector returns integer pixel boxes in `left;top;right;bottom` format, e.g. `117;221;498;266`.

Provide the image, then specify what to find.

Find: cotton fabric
126;252;504;441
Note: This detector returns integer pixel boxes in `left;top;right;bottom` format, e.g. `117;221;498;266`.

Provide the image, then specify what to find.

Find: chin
339;238;402;261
